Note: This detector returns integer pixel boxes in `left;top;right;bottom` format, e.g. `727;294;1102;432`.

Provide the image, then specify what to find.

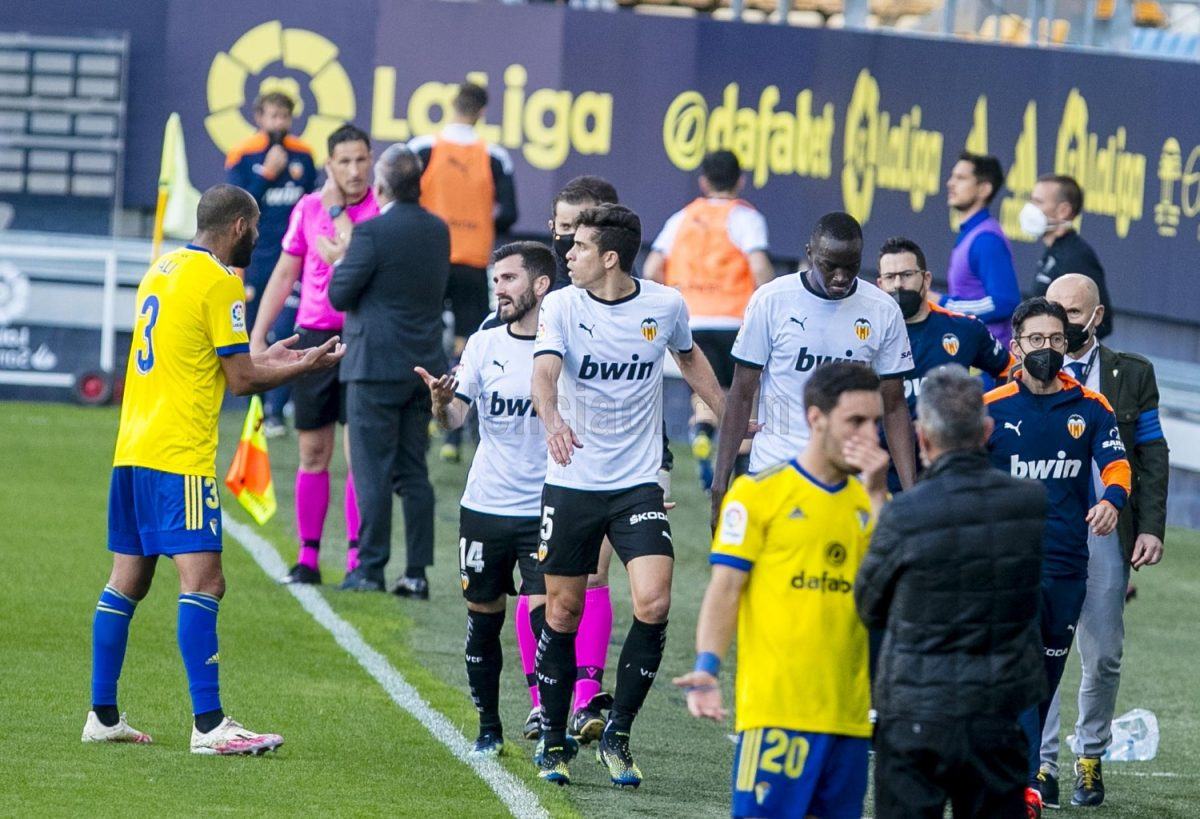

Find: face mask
1065;307;1099;354
1023;348;1063;383
267;129;287;146
1018;201;1049;237
893;288;924;319
552;233;574;264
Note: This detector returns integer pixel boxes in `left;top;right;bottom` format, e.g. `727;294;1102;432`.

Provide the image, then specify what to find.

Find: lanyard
1072;344;1100;386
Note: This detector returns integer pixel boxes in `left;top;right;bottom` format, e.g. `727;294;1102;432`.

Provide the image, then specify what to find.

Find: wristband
694;651;721;677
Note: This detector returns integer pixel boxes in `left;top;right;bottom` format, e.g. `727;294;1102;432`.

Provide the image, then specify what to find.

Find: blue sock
178;593;222;717
91;585;138;708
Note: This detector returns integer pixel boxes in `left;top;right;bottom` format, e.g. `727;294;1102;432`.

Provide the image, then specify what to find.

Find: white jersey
732;272;914;473
534;278;692;491
455;324;545;517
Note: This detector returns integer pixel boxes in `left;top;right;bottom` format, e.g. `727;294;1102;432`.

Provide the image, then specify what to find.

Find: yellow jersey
113;245;249;477
712;460;874;737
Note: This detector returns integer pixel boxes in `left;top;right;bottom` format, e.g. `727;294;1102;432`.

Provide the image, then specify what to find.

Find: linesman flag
224;396;277;525
151;112;202;260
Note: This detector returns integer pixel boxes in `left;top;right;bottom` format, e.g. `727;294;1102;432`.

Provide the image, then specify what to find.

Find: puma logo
1004;421;1023;437
789;316;807;330
492;359;507;372
578;322;595;338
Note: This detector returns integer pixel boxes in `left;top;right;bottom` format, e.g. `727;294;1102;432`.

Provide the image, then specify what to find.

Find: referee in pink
250;124;379;587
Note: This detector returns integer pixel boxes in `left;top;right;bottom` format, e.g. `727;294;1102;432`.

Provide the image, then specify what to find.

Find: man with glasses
983;297;1131;801
876;237;1012;490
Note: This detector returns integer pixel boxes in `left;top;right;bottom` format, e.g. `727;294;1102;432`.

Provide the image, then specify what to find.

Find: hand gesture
262;334;304;366
299;335;345;371
1131;533;1164;570
414;365;458;410
843;433;891;496
672;671;725;721
545;417;582;467
1086;500;1119;537
316;232;349;266
263;144;288;178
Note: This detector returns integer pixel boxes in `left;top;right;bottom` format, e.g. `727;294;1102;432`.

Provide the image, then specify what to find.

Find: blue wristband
694;652;721;677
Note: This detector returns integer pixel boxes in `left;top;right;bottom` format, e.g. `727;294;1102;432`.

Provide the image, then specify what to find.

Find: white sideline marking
224;514;548;819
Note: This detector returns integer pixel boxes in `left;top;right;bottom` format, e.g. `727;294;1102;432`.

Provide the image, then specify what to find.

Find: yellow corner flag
151;112;202;260
224;396;277;525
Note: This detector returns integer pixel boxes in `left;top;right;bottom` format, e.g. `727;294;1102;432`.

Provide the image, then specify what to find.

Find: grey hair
375;143;423;203
916;364;987;452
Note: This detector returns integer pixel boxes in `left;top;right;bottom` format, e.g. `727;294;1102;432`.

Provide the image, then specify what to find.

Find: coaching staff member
857;365;1047;819
329;144;450;596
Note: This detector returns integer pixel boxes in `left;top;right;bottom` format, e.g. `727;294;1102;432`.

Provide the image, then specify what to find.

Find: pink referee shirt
281;189;380;330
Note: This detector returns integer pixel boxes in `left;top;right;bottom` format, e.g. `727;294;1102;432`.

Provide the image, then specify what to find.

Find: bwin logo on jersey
641;318;658;341
1067;414;1087;439
579;353;653;381
488;391;535;417
795;347;858;372
942;333;960;356
1010;452;1083;480
853;318;872;340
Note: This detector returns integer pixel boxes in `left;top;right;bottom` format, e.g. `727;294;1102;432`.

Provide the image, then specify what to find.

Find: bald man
1037;273;1169;808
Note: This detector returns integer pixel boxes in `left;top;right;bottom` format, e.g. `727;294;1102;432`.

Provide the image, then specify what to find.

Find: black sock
733;452;751;477
608;618;668;734
526;604;547;696
465;609;506;734
536;623;577;745
694;421;716;439
194;707;225;734
92;704;120;727
405;566;427;581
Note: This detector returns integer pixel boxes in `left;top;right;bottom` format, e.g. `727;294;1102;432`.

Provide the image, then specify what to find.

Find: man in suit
329;145;450;597
1038;273;1169;808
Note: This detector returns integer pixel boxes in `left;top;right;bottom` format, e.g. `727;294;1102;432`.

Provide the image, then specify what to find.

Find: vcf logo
853;318;872;341
942;333;960;356
641;318;658;342
205;21;356;164
1067;413;1087;439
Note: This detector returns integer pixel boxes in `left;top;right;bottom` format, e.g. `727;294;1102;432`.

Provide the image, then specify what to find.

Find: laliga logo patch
941;333;960;356
537;542;548;561
719;501;748;545
1067;413;1087;439
205;21;356;165
231;301;246;333
755;781;772;805
853;318;872;341
460;573;470;591
641;317;658;342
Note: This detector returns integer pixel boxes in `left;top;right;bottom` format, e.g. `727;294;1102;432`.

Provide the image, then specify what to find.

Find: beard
231;231;257;268
500;288;537;323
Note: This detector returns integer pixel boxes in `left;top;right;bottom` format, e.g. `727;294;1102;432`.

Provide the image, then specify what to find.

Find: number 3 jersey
454;323;546;517
534;279;693;491
114;245;250;477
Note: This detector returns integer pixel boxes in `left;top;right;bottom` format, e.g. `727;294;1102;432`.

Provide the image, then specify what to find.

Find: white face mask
1019;201;1050;237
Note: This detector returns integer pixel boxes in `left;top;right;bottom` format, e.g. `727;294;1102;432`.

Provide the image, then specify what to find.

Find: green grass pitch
1;402;1196;817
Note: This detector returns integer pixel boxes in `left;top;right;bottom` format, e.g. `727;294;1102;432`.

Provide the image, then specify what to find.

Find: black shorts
291;327;346;430
692;328;738;389
459;507;545;602
538;483;673;577
445;263;490;341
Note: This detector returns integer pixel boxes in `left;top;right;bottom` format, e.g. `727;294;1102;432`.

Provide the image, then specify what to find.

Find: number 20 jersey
113;245;250;477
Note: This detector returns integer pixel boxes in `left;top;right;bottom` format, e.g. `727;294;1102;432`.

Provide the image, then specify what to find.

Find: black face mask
893;288;924;319
552;233;574;264
1065;322;1091;355
1023;348;1064;383
267;129;287;146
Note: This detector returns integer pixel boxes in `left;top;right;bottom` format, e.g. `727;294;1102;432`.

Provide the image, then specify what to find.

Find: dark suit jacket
1098;345;1170;557
329;201;450;382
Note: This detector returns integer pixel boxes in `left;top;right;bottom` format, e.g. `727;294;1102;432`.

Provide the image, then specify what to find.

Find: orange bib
665;198;755;321
420;138;496;268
